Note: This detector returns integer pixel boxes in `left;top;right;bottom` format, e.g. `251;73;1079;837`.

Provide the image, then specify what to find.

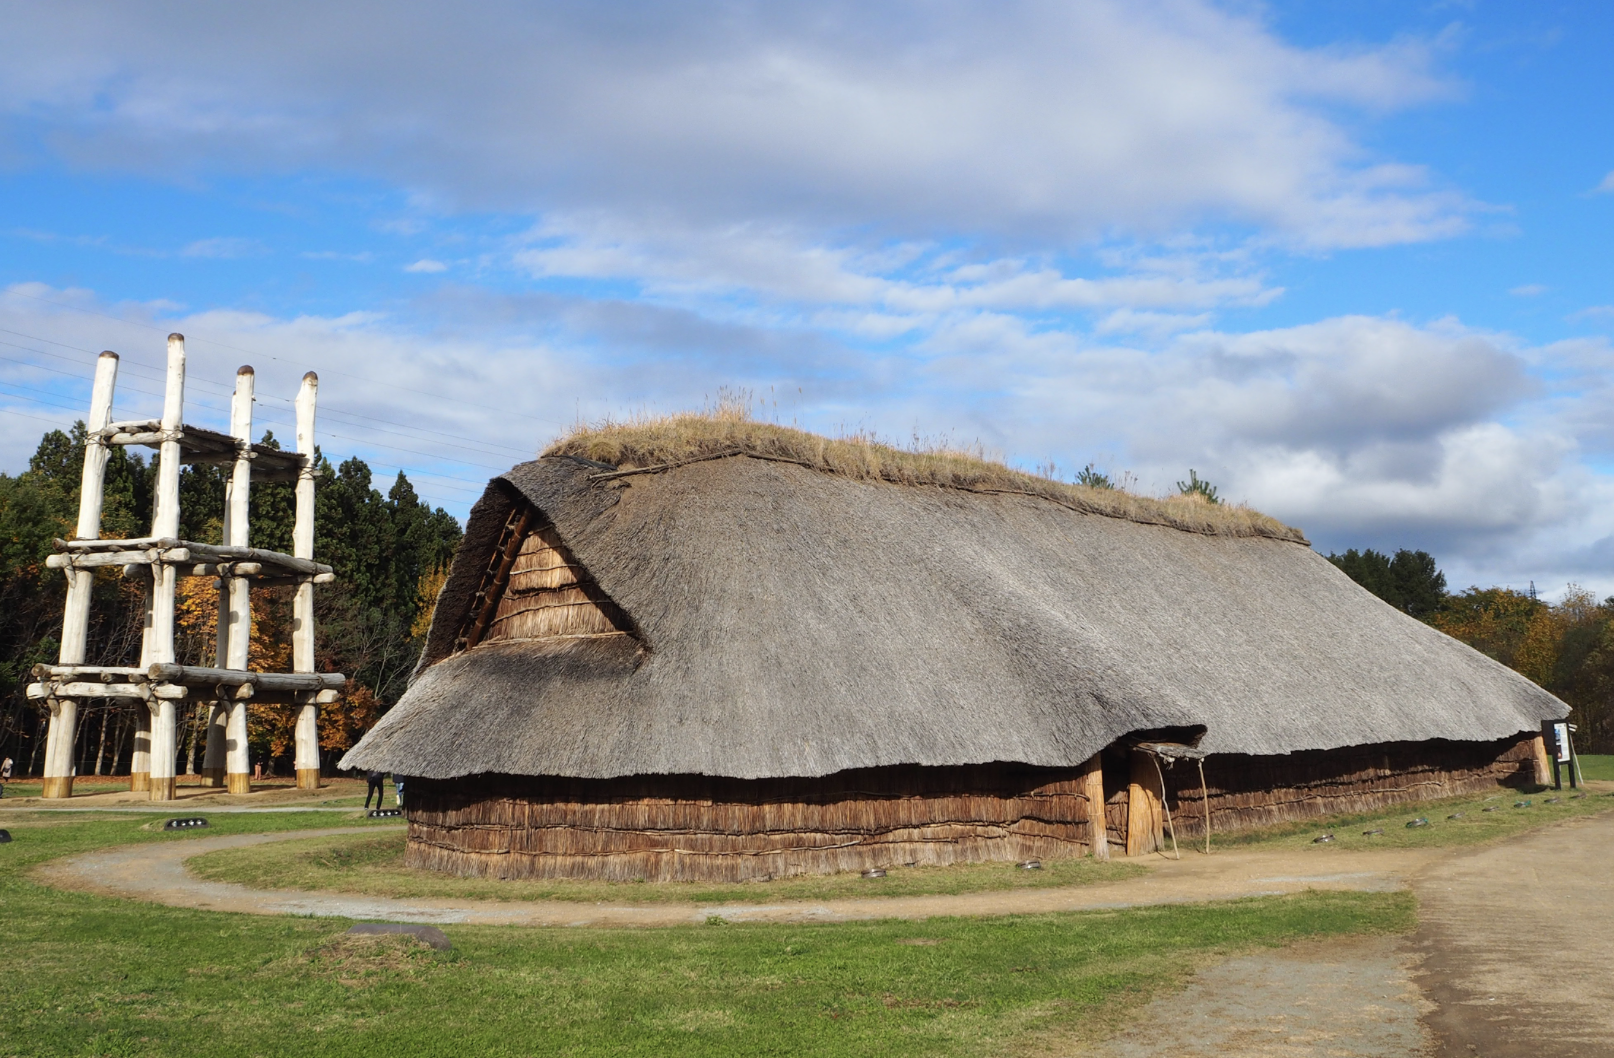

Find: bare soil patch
1410;810;1614;1057
1074;935;1434;1058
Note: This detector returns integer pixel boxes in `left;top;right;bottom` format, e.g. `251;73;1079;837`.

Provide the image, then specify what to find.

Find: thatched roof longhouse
341;419;1566;781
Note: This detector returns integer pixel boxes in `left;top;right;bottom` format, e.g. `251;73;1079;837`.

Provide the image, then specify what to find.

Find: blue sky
1;0;1611;597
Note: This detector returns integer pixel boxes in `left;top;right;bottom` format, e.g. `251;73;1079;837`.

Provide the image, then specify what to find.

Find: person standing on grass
1;756;11;798
394;776;404;808
364;770;386;810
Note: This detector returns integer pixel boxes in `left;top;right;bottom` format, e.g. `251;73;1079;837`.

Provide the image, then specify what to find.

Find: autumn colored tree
1429;585;1614;752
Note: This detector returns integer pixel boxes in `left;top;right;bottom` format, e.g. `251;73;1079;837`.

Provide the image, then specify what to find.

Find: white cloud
1594;170;1614;194
404;259;448;273
302;250;376;262
7;283;1611;596
908;311;1613;594
1509;283;1546;296
180;237;266;259
511;214;1279;327
0;1;1467;250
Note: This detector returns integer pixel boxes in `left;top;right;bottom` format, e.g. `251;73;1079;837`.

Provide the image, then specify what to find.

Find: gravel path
1410;810;1614;1057
37;826;1437;927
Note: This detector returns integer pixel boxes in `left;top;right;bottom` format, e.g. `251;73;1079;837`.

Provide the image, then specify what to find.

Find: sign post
1545;721;1580;790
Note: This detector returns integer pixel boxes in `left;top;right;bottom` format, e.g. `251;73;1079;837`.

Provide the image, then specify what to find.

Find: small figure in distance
365;770;386;811
394;776;405;809
0;756;12;798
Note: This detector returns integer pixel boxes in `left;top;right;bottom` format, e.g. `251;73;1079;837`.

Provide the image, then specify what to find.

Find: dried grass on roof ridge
545;409;1306;543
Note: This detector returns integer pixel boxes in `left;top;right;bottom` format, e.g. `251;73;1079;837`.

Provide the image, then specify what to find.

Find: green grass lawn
0;811;1412;1057
1575;754;1614;781
1218;784;1614;853
190;830;1145;904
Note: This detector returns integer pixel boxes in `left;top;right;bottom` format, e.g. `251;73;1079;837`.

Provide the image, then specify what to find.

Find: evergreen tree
0;424;462;774
1327;547;1447;618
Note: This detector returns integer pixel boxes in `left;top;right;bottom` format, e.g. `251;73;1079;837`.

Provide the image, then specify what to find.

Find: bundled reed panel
402;764;1098;882
1157;734;1539;840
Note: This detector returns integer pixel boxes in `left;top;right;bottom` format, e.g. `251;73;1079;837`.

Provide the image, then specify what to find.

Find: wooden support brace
1079;752;1108;860
1126;749;1165;857
1531;730;1553;788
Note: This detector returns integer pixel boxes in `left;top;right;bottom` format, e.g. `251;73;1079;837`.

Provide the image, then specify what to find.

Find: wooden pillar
1530;731;1553;788
291;372;322;791
43;351;120;798
146;334;186;801
208;366;257;794
129;569;154;791
1126;749;1164;857
1079;752;1108;859
41;698;79;799
201;704;227;786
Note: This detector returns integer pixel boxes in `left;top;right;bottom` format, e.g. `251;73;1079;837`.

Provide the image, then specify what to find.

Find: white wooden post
42;351;119;798
146;334;186;801
130;572;154;791
201;703;227;786
201;364;255;783
292;372;322;790
227;367;257;793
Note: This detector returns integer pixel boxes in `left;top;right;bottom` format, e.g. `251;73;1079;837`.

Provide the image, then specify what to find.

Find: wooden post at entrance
1530;731;1553;788
1079;752;1108;860
25;333;344;799
41;351;119;798
1126;748;1164;856
292;373;322;790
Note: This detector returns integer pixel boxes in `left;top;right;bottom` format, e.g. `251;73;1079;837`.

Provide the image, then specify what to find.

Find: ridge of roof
544;413;1307;543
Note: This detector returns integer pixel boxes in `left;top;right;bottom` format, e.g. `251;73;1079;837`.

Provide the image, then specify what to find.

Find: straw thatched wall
484;521;627;642
402;733;1541;880
1158;732;1541;841
403;764;1096;882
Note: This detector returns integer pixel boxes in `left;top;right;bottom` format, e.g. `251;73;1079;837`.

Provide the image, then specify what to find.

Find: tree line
1329;547;1614;752
0;423;462;778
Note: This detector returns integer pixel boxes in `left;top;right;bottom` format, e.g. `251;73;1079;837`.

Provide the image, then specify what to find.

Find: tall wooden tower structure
26;335;346;800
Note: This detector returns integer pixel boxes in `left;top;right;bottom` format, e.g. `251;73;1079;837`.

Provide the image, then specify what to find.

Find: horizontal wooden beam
145;664;346;691
96;421;308;478
32;664;145;680
27;681;188;700
54;537;333;577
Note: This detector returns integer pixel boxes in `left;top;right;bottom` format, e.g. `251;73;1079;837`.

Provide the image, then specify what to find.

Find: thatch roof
546;414;1308;543
341;425;1565;782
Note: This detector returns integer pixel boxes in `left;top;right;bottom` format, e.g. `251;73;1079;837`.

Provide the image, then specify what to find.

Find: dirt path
38;827;1442;927
1410;810;1614;1057
1081;811;1614;1058
1080;935;1435;1057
